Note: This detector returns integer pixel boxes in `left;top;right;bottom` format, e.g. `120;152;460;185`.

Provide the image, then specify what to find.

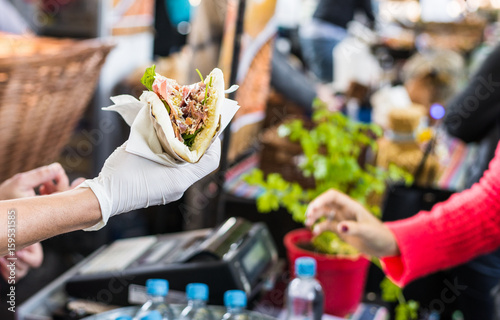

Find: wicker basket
259;119;316;189
0;34;114;182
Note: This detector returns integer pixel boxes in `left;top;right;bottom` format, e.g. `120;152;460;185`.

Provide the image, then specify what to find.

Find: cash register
18;218;279;319
65;217;278;305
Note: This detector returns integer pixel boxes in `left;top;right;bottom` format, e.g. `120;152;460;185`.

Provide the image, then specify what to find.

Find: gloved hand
80;139;221;230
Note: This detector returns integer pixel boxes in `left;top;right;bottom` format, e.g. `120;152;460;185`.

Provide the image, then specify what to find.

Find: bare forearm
0;188;101;255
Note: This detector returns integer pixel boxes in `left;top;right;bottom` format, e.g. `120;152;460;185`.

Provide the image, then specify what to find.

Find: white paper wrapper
104;93;240;166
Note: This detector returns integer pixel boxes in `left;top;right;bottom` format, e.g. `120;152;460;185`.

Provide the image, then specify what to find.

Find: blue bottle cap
140;310;162;320
224;290;247;308
186;283;209;301
295;257;316;277
115;316;133;320
146;279;169;296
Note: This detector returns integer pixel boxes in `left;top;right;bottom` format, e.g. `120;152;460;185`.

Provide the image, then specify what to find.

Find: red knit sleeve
380;142;500;287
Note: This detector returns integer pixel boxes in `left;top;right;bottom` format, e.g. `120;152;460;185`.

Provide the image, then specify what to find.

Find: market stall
2;0;500;319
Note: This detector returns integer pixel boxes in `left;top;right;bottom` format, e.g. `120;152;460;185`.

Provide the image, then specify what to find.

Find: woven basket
0;34;114;182
259;118;316;189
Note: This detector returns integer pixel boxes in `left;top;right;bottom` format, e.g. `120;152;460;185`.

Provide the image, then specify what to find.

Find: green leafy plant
244;99;416;318
372;259;419;320
381;277;419;320
244;99;412;253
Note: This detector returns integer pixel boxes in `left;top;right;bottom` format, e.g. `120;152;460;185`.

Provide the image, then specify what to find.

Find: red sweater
380;141;500;287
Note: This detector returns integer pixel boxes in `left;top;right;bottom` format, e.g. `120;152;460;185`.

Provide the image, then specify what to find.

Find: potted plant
244;100;414;318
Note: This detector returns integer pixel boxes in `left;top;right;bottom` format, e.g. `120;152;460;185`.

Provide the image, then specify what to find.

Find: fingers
312;219;363;237
39;181;56;195
0;257;29;281
40;168;82;195
12;260;29;280
206;138;222;159
52;165;70;193
0;244;44;281
305;189;356;227
16;243;43;268
311;219;380;257
312;219;360;238
312;219;339;235
336;221;361;237
0;257;9;281
70;177;86;189
196;138;222;172
17;163;66;191
40;164;71;194
327;220;400;257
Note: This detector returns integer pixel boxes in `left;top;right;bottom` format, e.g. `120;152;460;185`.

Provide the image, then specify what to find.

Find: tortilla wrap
140;68;224;163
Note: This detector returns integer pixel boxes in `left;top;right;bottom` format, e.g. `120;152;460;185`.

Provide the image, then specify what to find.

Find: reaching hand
0;164;84;281
81;139;222;230
0;243;43;281
0;163;84;200
305;189;400;257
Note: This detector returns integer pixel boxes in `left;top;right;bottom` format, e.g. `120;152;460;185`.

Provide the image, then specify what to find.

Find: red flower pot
284;228;370;318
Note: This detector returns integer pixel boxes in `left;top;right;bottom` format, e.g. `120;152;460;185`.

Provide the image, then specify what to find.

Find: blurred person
441;42;500;319
0;243;42;281
307;43;500;320
444;43;500;197
271;46;341;115
299;0;375;83
305;138;500;319
0;139;221;255
0;163;85;281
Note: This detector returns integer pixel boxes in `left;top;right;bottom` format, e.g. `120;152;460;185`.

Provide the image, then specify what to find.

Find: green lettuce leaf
141;65;156;91
182;128;202;148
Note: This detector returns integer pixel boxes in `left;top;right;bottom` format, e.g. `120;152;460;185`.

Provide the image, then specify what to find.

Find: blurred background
2;0;500;319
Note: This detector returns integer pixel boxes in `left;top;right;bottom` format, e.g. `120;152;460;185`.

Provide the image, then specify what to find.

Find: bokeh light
430;103;446;120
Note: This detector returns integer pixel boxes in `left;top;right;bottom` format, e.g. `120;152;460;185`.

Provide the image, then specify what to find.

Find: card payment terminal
65;218;278;306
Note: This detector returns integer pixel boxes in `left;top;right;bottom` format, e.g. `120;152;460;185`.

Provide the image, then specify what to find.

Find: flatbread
140;68;224;163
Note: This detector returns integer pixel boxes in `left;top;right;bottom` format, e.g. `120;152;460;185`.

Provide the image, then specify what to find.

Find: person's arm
0;243;43;280
0;139;221;255
0;162;84;200
271;47;316;116
444;44;500;143
0;188;101;256
306;141;500;287
381;151;500;285
0;162;85;280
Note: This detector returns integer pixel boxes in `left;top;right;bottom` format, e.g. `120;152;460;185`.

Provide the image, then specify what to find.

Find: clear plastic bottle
179;283;214;320
222;290;248;320
286;257;324;320
428;311;440;320
139;310;163;320
134;279;174;320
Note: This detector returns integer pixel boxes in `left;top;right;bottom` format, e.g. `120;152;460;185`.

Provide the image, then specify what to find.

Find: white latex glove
80;139;221;231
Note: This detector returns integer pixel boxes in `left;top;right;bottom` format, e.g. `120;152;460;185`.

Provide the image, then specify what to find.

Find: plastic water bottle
140;310;163;320
134;279;174;320
222;290;248;320
179;283;214;320
116;316;133;320
286;257;324;320
429;311;440;320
